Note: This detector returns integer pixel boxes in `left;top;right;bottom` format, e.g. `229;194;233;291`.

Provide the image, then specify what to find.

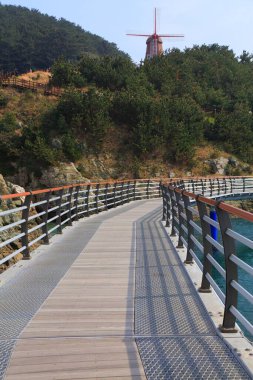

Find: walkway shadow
134;206;251;379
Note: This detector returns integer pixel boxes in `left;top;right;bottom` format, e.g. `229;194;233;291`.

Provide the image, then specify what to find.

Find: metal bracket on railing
21;193;33;260
216;202;238;333
196;197;212;293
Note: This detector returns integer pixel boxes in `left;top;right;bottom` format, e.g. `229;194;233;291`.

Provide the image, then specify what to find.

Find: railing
161;176;253;337
0;76;62;96
1;175;253;335
0;179;160;269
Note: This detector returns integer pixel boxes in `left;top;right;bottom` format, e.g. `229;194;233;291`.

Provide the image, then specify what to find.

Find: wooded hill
1;38;253;180
0;4;127;73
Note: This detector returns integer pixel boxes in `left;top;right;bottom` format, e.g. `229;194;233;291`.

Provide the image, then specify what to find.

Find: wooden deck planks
4;200;161;379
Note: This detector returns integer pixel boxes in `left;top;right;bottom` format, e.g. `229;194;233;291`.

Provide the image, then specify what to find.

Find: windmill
127;8;184;59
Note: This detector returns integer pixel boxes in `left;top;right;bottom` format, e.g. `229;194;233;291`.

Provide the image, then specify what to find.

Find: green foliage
0;112;17;131
0;92;9;107
50;59;86;88
207;103;253;163
1;42;253;172
78;55;135;90
22;127;58;166
41;88;110;154
0;113;21;172
0;4;128;73
62;133;83;161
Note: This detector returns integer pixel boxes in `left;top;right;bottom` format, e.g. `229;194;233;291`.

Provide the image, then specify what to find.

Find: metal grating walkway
135;208;251;379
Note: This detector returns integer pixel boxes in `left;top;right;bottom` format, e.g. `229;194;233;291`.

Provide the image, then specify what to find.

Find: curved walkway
0;200;251;379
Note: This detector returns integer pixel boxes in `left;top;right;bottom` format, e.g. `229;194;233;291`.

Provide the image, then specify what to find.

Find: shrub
0;92;8;107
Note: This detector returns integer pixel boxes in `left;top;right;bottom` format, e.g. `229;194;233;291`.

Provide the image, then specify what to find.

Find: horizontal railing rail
161;176;253;338
0;179;161;270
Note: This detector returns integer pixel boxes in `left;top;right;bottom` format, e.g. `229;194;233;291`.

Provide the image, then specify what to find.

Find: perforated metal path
0;201;144;380
135;208;252;379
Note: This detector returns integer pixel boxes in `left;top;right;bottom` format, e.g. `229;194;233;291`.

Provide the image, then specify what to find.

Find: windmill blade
126;33;151;37
159;34;184;38
154;8;157;35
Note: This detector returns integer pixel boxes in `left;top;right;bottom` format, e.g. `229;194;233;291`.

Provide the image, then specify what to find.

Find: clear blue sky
2;0;253;63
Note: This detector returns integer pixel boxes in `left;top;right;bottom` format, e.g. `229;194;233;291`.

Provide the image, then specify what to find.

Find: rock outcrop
39;162;88;187
0;175;35;272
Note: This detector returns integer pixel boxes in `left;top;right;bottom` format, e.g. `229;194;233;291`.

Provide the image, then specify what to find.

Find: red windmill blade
127;8;184;59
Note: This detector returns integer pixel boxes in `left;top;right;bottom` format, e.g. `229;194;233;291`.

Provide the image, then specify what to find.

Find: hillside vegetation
0;4;127;73
1;43;253;185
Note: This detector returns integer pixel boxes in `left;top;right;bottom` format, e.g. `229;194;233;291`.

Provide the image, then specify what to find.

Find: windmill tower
127;8;184;59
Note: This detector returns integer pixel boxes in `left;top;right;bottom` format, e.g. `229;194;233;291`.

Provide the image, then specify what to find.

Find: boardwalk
0;200;251;379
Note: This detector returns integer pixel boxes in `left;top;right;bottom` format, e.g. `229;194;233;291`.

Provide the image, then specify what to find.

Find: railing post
104;183;109;210
196;197;212;293
21;193;32;260
174;190;184;248
85;184;91;216
162;185;166;221
230;177;233;193
41;191;51;244
113;182;117;207
133;180;137;201
224;178;227;195
215;203;238;333
127;181;131;202
217;178;221;195
158;180;162;198
146;179;150;199
209;178;213;197
243;177;246;193
191;179;195;193
165;187;171;227
56;189;64;234
201;179;204;194
67;187;73;226
182;192;194;263
95;183;100;213
73;185;80;221
168;188;177;237
120;181;124;205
